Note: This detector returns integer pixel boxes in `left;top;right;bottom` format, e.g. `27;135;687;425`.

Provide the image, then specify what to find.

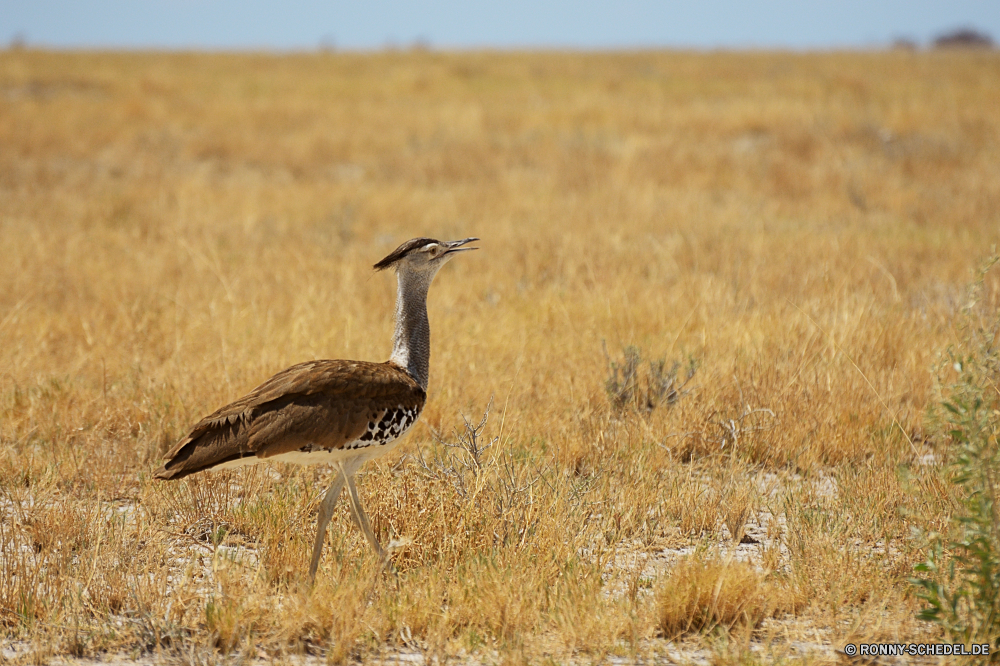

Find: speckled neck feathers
388;268;433;390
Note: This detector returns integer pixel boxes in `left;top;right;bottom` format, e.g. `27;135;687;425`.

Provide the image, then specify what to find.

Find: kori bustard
154;237;478;579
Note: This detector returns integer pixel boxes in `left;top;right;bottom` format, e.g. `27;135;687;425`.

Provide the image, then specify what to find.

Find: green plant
603;344;696;413
912;253;1000;656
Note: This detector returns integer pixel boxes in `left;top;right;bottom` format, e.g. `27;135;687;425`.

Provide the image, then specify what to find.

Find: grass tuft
655;551;794;638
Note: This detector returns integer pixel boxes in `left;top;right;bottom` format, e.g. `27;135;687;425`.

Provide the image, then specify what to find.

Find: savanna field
1;49;999;663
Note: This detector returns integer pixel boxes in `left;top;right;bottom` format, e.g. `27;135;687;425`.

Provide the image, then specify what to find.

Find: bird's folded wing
155;360;424;478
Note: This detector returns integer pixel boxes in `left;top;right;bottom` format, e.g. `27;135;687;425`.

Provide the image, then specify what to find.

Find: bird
153;237;478;579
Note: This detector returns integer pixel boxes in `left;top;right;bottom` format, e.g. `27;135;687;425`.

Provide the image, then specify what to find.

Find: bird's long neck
389;270;432;390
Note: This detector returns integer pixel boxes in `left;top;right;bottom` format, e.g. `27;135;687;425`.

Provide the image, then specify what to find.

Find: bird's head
374;237;479;279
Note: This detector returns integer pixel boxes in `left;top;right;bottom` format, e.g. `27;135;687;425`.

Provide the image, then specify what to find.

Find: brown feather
153;360;425;480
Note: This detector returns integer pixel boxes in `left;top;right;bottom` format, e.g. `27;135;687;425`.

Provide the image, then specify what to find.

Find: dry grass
655;550;799;638
1;48;999;662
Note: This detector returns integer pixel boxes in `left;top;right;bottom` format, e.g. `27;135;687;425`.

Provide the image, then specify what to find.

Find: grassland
1;48;999;663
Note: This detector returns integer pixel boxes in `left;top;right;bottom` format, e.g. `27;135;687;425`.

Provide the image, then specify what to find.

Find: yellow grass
1;48;999;662
655;550;801;638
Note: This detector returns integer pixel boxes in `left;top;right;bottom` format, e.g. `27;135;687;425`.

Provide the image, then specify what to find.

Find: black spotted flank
378;409;398;428
348;406;418;449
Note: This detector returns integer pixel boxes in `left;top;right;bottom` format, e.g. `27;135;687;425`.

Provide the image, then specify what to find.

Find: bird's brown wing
153;360;425;480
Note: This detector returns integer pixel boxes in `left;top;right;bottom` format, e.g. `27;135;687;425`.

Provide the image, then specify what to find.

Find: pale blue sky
2;0;997;51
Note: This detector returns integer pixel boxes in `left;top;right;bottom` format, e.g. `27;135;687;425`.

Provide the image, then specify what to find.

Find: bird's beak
443;237;479;255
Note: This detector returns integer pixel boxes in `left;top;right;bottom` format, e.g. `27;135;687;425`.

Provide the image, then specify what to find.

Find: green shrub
603;344;696;413
912;254;1000;658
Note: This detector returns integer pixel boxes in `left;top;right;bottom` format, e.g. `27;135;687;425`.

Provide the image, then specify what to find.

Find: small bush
415;399;555;549
604;344;696;413
912;254;1000;655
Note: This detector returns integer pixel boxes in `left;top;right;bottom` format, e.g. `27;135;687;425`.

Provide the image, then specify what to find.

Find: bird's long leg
308;468;347;581
340;464;389;565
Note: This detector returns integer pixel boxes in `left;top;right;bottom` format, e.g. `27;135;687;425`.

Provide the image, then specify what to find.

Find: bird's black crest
373;238;438;271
